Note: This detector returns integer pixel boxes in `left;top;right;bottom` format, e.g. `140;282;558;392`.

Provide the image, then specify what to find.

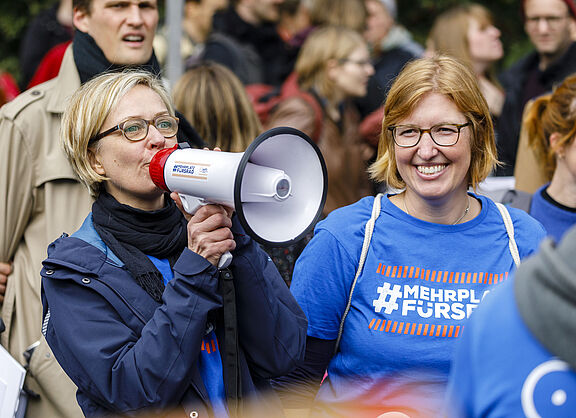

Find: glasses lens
431;124;460;146
394;125;420;147
155;116;178;137
122;119;147;141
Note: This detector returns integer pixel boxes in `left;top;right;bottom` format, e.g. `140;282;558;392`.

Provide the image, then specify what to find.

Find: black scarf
72;29;161;84
92;192;188;302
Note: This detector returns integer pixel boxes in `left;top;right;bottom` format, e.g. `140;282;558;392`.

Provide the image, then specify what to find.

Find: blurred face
91;85;177;210
364;0;394;48
524;0;574;57
467;17;503;64
251;0;284;23
395;93;471;205
74;0;159;65
330;46;375;98
187;0;228;38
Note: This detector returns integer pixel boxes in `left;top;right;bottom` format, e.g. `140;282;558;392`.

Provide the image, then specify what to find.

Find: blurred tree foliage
0;0;55;84
1;0;532;85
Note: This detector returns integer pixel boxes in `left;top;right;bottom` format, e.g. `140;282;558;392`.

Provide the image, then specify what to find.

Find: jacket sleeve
230;219;308;378
0;113;34;262
42;246;223;413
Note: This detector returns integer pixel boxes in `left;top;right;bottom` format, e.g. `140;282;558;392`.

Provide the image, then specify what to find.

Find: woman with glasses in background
40;70;306;417
273;55;545;417
265;25;376;217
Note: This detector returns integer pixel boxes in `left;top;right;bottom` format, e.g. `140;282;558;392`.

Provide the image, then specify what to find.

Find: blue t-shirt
530;185;576;243
148;256;229;418
446;278;576;417
290;194;546;416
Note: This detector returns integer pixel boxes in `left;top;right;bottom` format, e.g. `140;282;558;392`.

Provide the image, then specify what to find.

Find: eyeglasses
525;14;569;28
90;115;179;144
388;122;471;148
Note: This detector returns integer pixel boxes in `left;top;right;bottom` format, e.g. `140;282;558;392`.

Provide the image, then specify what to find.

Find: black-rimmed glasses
388;122;471;148
90;115;179;144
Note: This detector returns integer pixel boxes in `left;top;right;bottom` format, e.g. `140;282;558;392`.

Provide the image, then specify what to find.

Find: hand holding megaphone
150;127;327;269
171;193;236;268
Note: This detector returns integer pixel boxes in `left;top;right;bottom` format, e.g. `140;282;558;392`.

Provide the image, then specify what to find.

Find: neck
547;165;576;208
183;18;207;44
400;190;473;225
539;42;572;71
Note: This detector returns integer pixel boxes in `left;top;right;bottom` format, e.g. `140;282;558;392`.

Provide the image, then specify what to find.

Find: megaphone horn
149;127;327;265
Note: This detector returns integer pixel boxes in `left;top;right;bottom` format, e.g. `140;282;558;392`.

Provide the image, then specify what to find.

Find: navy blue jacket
41;214;307;417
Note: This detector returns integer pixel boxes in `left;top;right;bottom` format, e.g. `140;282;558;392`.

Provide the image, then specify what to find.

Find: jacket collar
46;45;81;115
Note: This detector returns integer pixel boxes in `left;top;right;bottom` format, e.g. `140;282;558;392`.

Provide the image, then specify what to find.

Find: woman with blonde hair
173;61;261;152
427;3;504;118
266;25;376;216
41;70;306;416
273;55;545;417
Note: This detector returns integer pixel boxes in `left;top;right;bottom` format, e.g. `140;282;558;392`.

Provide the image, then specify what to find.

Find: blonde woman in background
266;26;376;217
427;3;505;118
173;61;261;152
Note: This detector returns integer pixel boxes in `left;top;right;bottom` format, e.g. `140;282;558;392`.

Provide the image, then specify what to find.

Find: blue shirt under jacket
41;214;307;417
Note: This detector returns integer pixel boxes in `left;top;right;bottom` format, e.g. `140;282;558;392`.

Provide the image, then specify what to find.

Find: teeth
417;165;446;175
124;35;143;41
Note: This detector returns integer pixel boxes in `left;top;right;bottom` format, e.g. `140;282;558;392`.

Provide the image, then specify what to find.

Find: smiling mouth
417;164;447;175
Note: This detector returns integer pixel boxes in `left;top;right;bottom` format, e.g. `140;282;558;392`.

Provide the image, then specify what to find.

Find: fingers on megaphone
186;205;236;267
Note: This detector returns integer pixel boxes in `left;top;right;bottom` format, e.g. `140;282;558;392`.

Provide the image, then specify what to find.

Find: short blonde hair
524;74;576;180
172;62;262;152
295;26;367;99
61;70;174;198
368;55;498;190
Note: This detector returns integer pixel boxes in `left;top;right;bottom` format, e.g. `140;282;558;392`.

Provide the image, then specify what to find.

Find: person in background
265;25;376;217
446;224;576;417
173;61;260;152
153;0;228;72
272;55;546;417
502;73;576;242
19;0;73;90
173;61;307;286
358;0;422;118
308;0;367;33
0;1;201;416
41;69;306;417
496;0;576;176
427;3;504;120
277;0;312;48
209;0;295;86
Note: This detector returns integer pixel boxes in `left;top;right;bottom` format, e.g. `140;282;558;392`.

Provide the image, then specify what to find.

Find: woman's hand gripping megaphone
171;192;236;269
169;147;235;269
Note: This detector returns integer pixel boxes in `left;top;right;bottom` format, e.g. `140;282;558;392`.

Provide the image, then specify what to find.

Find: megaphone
149;127;327;268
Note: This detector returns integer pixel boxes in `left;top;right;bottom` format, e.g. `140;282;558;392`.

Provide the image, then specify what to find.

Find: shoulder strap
334;193;383;354
495;202;521;268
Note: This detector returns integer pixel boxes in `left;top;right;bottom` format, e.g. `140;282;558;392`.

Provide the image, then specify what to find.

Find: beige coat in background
0;47;91;418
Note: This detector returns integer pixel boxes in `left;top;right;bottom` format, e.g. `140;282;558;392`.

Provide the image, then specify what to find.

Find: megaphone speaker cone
148;127;327;247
